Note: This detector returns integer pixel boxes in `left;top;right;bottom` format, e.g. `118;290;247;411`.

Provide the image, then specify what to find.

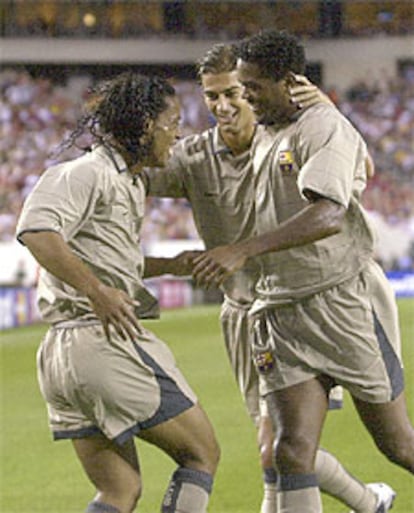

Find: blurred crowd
1;67;414;270
339;68;414;269
2;1;413;40
0;70;207;252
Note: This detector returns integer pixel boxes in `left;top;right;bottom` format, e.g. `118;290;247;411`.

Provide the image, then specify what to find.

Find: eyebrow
204;86;241;95
238;79;256;87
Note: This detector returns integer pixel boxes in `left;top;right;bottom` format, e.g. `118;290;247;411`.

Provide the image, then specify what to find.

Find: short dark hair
236;29;306;81
197;43;238;80
62;72;176;162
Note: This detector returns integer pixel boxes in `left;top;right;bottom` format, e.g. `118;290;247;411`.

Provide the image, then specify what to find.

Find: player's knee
200;431;220;473
376;429;414;471
181;437;220;476
273;430;315;473
260;442;274;469
259;437;274;469
129;481;142;512
91;487;140;513
120;484;141;513
202;436;221;475
258;415;275;469
108;472;142;513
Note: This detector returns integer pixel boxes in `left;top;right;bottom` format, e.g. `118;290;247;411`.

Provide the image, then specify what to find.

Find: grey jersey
251;103;375;304
16;145;158;323
145;126;260;304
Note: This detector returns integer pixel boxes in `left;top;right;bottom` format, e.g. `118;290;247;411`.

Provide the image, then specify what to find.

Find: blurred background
1;0;413;328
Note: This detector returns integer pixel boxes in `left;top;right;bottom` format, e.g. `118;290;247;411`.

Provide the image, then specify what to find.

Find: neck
272;105;301;126
129;162;144;175
219;123;256;156
109;141;143;174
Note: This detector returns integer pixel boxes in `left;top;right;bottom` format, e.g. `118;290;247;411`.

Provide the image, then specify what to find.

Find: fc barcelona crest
278;150;294;173
254;351;275;374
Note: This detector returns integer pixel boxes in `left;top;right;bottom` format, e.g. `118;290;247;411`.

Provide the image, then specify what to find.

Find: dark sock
86;501;121;513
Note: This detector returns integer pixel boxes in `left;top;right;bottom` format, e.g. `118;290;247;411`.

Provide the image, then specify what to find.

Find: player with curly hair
16;72;220;513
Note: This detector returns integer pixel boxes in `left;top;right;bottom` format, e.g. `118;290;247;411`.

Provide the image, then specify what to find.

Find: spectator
1;68;414;269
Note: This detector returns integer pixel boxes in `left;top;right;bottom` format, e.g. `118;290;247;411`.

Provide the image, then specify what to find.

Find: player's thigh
267;378;328;472
73;433;141;494
138;402;220;474
267;378;328;446
353;391;413;446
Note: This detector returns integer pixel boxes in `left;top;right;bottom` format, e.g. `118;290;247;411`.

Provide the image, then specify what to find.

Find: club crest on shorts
278;150;294;173
254;351;275;374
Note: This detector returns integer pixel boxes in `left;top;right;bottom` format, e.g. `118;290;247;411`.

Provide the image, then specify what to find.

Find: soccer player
144;44;395;513
191;31;414;513
15;72;220;513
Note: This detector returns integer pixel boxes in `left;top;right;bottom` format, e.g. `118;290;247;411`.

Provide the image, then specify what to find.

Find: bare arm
20;231;142;341
144;251;203;278
192;198;346;287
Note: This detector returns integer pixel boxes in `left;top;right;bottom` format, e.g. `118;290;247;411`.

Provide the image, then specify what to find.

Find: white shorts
37;322;197;444
221;297;343;425
220;297;267;426
251;262;403;403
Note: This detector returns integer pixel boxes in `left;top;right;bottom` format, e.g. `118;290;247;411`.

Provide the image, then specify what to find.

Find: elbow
325;221;342;237
319;200;346;236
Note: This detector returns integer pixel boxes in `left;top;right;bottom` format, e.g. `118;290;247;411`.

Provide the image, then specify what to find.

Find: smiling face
145;95;181;167
201;70;256;136
236;59;295;125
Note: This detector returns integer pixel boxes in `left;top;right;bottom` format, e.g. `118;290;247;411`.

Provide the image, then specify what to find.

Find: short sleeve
16;159;102;243
296;105;367;208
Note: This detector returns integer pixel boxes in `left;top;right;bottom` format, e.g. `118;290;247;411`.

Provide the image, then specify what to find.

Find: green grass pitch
1;299;413;513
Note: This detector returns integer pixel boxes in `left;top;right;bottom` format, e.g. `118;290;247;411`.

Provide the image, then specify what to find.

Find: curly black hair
59;72;176;163
236;29;306;81
197;43;238;80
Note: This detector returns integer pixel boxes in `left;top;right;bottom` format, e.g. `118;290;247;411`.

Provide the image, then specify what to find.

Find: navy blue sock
278;473;319;491
263;467;278;484
86;501;121;513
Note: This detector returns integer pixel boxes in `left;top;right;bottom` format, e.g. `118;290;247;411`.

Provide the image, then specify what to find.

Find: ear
144;117;155;135
139;117;155;146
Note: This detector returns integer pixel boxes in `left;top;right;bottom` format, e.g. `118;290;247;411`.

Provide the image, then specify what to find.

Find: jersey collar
95;144;128;174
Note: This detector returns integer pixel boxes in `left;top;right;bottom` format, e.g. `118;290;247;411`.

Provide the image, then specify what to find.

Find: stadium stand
1;4;413;331
1;0;413;309
1;65;413;271
1;1;413;39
